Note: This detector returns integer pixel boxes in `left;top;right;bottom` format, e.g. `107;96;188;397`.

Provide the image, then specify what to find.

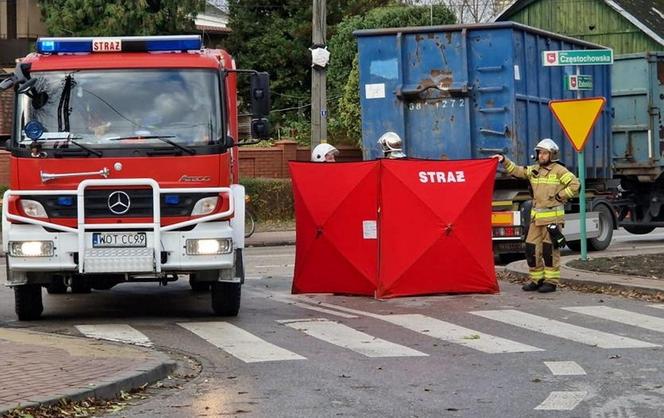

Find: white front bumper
3;180;246;275
6;221;235;273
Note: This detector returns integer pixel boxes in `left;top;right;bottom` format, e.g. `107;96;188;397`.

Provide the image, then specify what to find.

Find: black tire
15;284;43;321
588;204;614;251
70;277;91;294
566;240;581;252
244;210;256;238
623;225;656;235
45;275;67;294
211;282;241;316
189;275;211;292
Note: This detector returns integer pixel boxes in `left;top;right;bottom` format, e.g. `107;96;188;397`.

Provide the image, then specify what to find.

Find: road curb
0;349;176;414
560;264;664;296
505;251;664;297
245;240;295;248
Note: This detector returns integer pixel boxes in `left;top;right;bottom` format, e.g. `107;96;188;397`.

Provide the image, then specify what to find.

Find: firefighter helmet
378;131;406;159
311;143;339;162
534;138;560;162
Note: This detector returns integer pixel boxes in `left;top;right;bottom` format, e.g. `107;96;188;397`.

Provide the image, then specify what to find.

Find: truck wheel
46;275;68;294
588;204;614;251
211;282;241;317
70;277;92;294
623;225;656;235
189;274;211;292
15;284;43;321
566;240;581;252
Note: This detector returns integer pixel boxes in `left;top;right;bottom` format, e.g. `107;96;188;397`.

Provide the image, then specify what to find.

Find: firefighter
492;138;580;293
311;143;339;162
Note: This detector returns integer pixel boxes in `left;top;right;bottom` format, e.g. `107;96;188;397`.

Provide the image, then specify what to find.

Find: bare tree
400;0;510;23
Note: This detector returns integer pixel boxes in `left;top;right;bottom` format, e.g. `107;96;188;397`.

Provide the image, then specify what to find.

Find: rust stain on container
430;69;453;88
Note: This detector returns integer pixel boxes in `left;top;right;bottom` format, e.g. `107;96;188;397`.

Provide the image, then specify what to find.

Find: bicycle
244;195;256;238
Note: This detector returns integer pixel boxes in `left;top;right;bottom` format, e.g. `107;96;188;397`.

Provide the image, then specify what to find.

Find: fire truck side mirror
250;72;270;118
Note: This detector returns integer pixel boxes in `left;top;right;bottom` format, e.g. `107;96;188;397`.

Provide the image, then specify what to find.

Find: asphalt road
1;232;664;417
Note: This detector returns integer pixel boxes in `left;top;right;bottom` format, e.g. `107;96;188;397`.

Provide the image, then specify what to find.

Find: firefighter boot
522;280;543;291
538;282;557;293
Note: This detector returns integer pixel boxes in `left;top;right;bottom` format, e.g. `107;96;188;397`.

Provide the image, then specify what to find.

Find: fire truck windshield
15;69;222;155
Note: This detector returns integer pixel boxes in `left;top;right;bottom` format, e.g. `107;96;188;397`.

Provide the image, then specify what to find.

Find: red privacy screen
290;158;498;298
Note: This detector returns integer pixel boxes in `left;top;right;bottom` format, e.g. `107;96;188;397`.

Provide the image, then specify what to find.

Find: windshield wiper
57;75;73;132
47;134;103;157
107;135;196;155
66;137;103;157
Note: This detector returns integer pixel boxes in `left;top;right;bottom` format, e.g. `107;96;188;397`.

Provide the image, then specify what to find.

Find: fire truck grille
24;191;218;219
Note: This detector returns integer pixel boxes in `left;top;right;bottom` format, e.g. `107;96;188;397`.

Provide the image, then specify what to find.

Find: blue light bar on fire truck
36;35;202;54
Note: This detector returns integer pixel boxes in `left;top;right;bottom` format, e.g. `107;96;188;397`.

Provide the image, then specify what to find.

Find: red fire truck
0;35;270;320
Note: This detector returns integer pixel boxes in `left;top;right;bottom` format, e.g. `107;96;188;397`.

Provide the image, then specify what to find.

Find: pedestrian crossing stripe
378;314;543;354
278;318;428;358
178;321;306;363
75;324;153;347
471;310;659;349
543;361;586;376
535;391;587;411
562;306;664;334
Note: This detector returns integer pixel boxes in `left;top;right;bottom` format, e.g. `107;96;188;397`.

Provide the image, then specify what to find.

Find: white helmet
378;131;406;159
311;143;339;162
534;138;560;162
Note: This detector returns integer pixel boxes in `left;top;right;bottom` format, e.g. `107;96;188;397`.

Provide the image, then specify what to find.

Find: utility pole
311;0;327;147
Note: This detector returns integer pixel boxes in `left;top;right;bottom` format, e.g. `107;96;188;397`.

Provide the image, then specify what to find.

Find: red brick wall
0;88;13;136
0;151;10;186
239;141;363;179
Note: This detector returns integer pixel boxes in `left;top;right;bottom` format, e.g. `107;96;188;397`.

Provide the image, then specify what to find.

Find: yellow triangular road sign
549;97;605;152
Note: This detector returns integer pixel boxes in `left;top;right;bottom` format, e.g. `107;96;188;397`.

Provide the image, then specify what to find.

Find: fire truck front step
84;248;155;273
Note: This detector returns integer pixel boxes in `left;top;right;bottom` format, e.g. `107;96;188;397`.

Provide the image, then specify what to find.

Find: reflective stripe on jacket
503;157;580;226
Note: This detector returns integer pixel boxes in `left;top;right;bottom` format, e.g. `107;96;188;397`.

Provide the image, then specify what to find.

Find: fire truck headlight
20;200;48;218
185;239;232;255
9;241;54;257
192;197;219;216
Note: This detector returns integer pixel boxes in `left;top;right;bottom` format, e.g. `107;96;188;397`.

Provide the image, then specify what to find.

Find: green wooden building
495;0;664;53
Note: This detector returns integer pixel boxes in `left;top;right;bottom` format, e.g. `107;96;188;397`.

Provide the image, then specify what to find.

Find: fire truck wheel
46;275;68;294
189;275;211;292
211;281;241;316
15;284;43;321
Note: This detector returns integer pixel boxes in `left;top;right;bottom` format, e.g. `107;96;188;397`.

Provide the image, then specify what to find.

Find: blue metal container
612;52;664;182
355;22;612;179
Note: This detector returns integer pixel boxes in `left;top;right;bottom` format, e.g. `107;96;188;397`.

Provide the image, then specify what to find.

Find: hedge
240;177;294;221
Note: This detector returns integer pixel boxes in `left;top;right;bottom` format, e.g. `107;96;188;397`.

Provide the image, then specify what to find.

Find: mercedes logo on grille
107;191;131;215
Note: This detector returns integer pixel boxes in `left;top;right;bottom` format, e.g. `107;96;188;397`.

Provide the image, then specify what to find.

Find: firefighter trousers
524;223;561;284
